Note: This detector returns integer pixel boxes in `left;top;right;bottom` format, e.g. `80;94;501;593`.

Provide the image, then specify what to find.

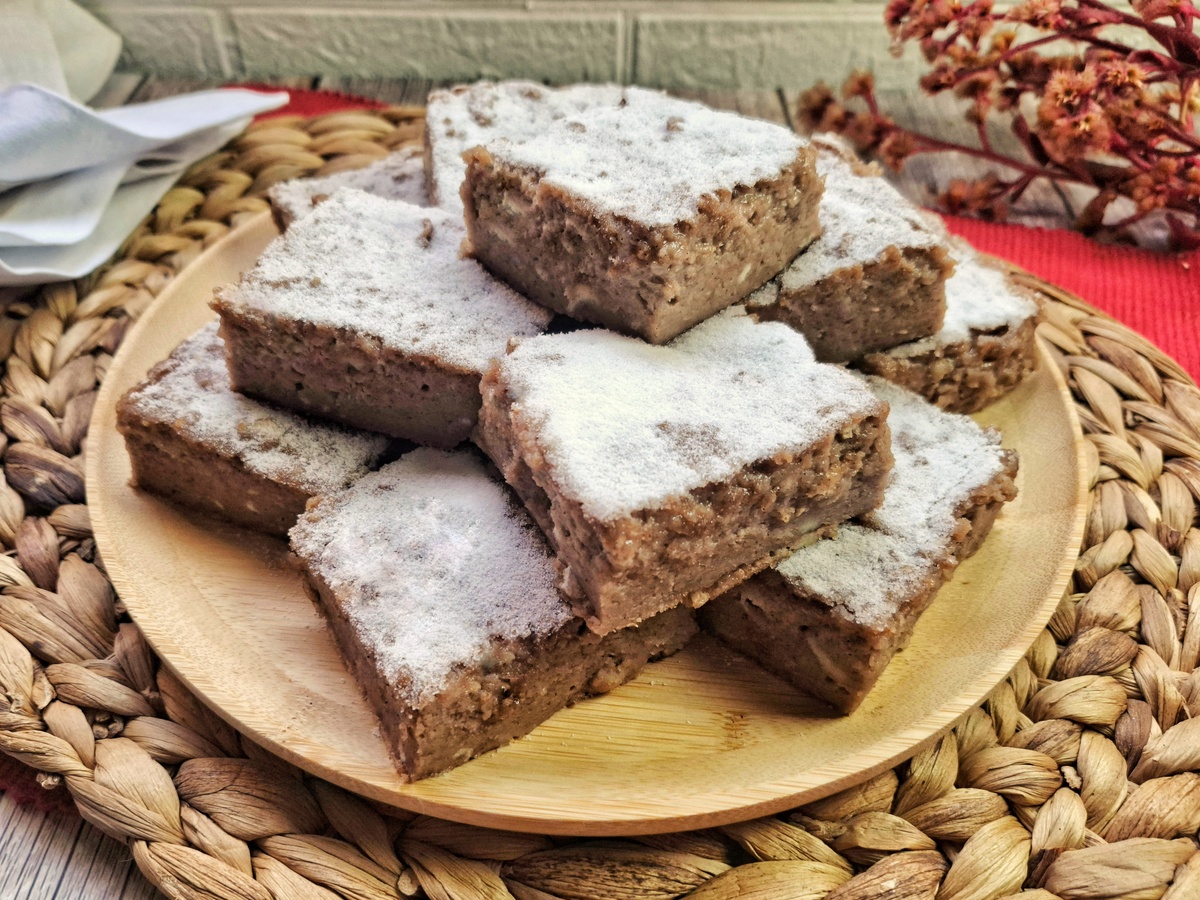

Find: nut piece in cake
424;80;626;214
747;137;952;363
212;190;553;448
474;309;894;636
289;448;697;781
700;377;1019;714
461;88;823;344
116;322;391;536
267;146;428;229
858;246;1040;413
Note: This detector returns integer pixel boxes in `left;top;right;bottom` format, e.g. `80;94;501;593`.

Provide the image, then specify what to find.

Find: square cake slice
858;246;1040;413
747;137;952;363
116;322;391;536
462;87;823;344
290;448;697;780
213;190;553;448
699;378;1019;713
474;309;893;635
424;80;625;214
267;146;427;229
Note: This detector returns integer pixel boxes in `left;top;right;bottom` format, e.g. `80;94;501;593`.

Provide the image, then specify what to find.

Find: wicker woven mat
1;107;1199;900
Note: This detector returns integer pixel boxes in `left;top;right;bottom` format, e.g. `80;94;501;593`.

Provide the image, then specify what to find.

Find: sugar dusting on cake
495;309;880;522
217;190;553;372
886;248;1039;357
768;145;943;295
268;147;427;225
426;81;627;214
745;280;781;309
776;377;1010;627
122;322;389;494
290;448;570;703
482;87;808;227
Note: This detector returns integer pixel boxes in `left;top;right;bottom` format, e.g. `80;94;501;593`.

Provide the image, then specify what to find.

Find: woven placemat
1;107;1199;900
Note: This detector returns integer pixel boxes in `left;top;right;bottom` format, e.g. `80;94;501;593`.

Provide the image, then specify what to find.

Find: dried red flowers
800;0;1200;247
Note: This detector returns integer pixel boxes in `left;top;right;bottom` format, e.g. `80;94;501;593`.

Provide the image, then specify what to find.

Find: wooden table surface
0;71;1071;900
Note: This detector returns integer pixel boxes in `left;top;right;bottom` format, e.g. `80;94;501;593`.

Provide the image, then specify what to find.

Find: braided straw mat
1;105;1199;900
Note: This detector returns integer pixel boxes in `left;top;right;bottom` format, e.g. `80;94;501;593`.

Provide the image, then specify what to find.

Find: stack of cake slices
117;81;1041;781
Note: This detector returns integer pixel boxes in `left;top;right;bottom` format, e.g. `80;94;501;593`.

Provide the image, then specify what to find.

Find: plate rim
88;209;1091;835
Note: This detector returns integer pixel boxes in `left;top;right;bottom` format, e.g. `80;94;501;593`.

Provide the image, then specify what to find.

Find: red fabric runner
3;83;1197;813
242;82;386;118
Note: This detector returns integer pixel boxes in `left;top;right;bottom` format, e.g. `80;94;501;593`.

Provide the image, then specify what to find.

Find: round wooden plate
89;210;1089;836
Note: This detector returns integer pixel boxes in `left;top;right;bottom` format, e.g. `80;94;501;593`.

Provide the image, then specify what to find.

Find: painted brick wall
81;2;926;90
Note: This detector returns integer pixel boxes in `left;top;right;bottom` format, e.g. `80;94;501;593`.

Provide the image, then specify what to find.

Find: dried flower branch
799;0;1200;248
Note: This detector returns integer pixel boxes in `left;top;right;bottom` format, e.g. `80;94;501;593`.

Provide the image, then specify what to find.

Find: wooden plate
89;210;1089;836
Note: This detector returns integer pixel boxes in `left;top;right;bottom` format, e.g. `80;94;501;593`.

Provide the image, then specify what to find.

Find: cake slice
267;146;427;229
746;137;952;363
699;378;1018;713
424;80;626;214
461;87;823;344
213;190;553;448
290;448;697;780
857;247;1040;413
474;309;893;635
116;322;391;536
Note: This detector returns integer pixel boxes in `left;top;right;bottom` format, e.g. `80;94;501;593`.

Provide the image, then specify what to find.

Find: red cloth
0;751;76;815
239;83;385;119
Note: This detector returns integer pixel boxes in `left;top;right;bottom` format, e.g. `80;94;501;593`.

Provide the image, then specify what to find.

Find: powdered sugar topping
772;146;943;293
482;87;808;227
776;377;1010;627
289;448;570;703
886;247;1039;358
122;322;389;494
268;147;427;225
496;310;878;522
426;81;627;214
217;191;552;372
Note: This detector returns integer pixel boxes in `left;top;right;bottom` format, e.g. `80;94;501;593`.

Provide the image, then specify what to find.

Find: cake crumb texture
494;309;883;522
776;376;1011;627
772;144;944;293
289;448;571;704
887;248;1039;358
485;86;809;227
119;322;389;495
216;190;552;374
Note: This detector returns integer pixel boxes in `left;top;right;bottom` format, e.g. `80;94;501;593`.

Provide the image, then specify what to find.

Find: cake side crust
745;136;952;361
858;316;1038;414
463;146;822;344
700;449;1017;713
215;305;481;448
754;244;953;363
476;364;893;633
307;562;697;780
699;379;1020;714
115;322;389;533
117;416;309;536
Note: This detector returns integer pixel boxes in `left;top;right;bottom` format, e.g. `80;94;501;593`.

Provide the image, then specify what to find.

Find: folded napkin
0;85;287;286
0;85;290;188
0;0;121;102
